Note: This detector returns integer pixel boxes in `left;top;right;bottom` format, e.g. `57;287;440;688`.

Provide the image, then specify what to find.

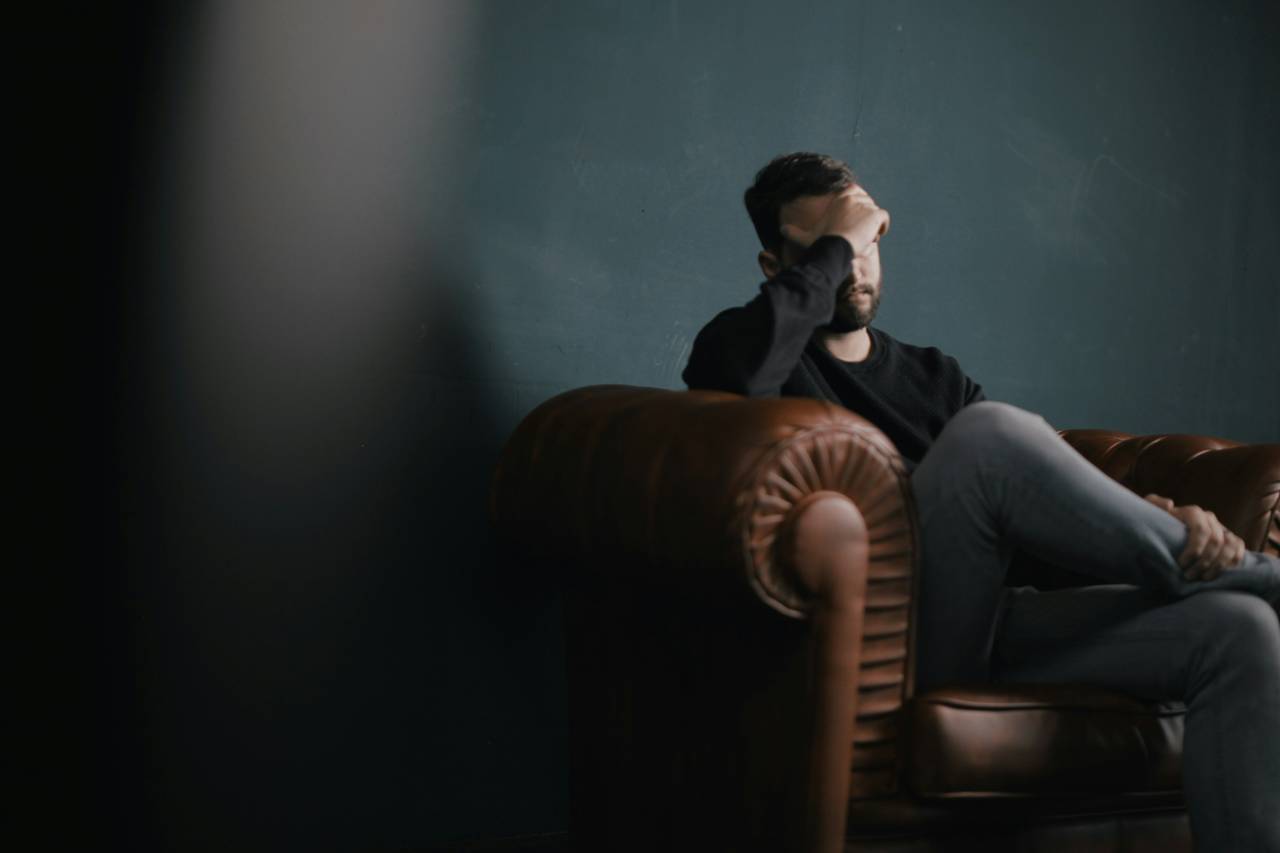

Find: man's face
775;191;883;333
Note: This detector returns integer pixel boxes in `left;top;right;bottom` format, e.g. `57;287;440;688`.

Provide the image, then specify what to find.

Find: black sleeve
947;348;983;409
682;235;853;397
963;375;986;405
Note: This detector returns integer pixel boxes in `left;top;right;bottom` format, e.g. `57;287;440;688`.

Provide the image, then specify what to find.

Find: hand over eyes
778;186;890;256
1143;494;1246;582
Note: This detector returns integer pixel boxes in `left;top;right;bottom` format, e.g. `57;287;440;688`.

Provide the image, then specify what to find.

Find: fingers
837;184;872;201
1177;506;1210;572
831;189;878;216
1199;532;1246;582
1130;495;1245;583
779;222;816;248
1179;506;1238;581
1185;518;1225;580
823;192;889;252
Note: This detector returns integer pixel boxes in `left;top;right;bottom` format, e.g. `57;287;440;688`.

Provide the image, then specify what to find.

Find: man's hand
778;185;890;256
1143;494;1246;582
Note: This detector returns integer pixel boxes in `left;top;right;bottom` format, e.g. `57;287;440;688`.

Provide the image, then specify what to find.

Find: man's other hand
778;185;890;255
1143;493;1246;582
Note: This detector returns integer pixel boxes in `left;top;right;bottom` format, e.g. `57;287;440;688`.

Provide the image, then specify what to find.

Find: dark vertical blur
76;3;562;849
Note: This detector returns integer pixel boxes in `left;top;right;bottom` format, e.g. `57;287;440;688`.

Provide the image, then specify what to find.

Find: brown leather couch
489;385;1280;852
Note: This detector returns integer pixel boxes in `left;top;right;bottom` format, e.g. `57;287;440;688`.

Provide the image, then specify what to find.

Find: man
683;152;1280;850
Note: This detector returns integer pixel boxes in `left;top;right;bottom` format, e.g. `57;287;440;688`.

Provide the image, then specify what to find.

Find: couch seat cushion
903;685;1184;800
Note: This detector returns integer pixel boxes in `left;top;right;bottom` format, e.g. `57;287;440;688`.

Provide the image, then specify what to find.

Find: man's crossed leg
910;401;1280;851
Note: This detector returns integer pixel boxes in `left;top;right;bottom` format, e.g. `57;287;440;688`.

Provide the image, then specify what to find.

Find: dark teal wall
455;0;1278;441
89;1;1278;850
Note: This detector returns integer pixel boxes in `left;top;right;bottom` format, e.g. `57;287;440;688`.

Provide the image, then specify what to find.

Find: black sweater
682;235;986;469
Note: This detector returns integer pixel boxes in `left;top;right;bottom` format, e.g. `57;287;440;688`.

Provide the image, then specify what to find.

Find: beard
824;276;882;333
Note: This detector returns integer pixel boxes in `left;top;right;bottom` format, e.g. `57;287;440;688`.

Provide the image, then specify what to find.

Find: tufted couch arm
490;384;917;616
490;385;918;853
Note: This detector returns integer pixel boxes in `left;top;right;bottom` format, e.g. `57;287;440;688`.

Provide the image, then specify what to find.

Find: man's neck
819;327;873;363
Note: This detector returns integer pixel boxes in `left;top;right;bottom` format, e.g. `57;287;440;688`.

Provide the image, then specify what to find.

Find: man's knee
944;400;1045;441
922;401;1048;474
1188;591;1280;677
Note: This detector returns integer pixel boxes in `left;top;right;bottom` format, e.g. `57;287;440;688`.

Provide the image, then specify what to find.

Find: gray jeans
910;401;1280;851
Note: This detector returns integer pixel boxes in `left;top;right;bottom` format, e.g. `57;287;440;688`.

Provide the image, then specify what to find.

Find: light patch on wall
156;1;477;502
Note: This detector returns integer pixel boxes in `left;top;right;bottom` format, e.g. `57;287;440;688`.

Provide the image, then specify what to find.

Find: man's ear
758;249;782;280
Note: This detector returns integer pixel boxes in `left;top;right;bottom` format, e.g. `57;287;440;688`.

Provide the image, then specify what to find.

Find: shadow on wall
106;245;570;849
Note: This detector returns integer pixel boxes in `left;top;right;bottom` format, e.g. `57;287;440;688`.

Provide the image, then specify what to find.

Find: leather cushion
903;685;1184;800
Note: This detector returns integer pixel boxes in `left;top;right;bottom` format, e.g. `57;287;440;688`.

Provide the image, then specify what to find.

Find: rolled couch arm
490;384;916;616
1060;429;1280;556
490;385;919;853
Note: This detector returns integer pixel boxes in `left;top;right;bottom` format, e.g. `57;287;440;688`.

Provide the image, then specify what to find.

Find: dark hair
744;152;856;252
